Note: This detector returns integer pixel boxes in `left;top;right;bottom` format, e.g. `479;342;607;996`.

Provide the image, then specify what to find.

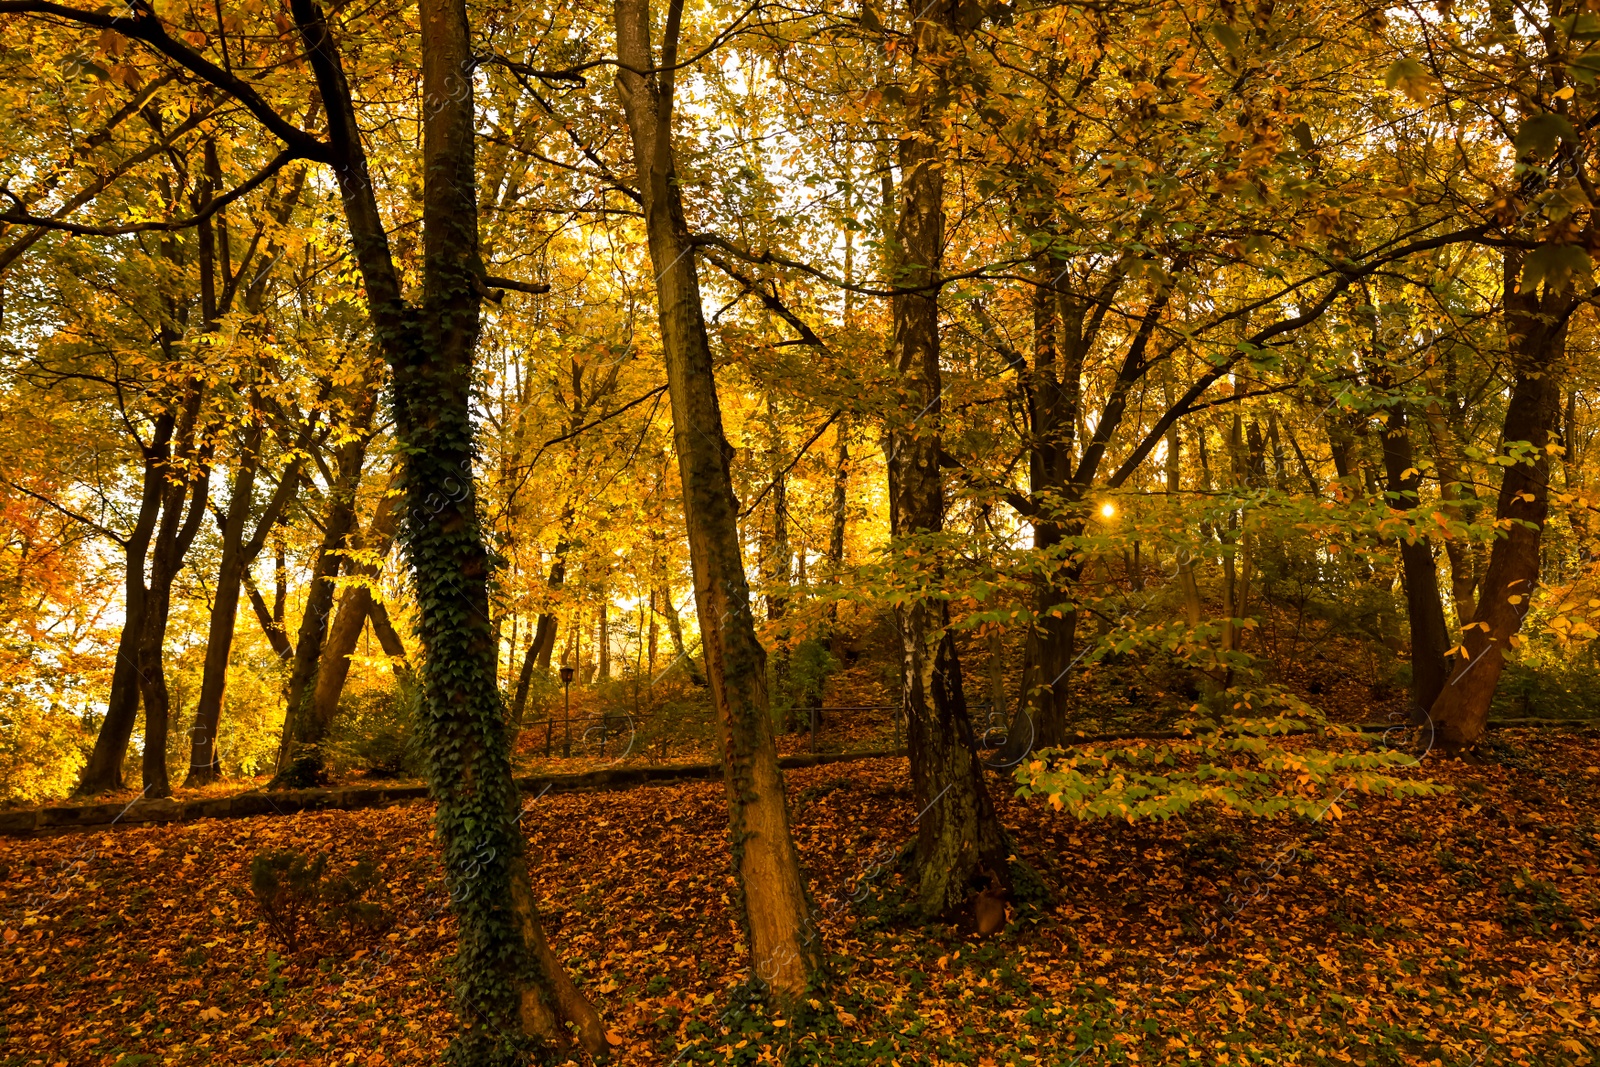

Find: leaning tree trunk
614;0;822;997
1428;251;1569;752
188;391;317;781
510;535;571;732
886;0;1009;920
272;477;361;784
306;485;399;730
273;393;376;785
531;534;570;670
187;426;308;784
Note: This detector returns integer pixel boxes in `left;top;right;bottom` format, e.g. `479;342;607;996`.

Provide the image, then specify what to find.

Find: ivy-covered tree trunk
887;0;1009;921
282;0;608;1055
614;0;823;998
1428;250;1569;752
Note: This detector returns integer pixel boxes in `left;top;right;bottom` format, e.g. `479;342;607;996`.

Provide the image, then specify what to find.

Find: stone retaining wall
5;717;1592;839
0;749;900;838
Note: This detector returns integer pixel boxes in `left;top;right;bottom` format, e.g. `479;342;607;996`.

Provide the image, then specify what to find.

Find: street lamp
559;664;575;758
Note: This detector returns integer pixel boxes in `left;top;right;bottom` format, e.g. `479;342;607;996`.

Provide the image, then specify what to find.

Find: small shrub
249;848;392;952
771;638;838;732
328;680;423;778
1493;653;1600;720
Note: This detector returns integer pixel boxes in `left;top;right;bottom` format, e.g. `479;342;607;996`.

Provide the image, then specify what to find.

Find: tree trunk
1169;421;1203;629
366;598;410;674
532;537;569;669
256;0;603;1051
75;414;173;795
272;451;364;786
510;637;539;731
995;255;1084;764
614;0;822;996
185;152;310;786
1422;394;1481;624
658;587;706;685
185;430;260;786
276;0;607;1050
1427;251;1569;752
243;569;295;663
305;485;399;734
512;538;570;727
827;421;849;631
885;0;1009;920
1379;397;1452;719
1284;421;1323;496
647;588;659;675
137;414;211;799
187;435;305;785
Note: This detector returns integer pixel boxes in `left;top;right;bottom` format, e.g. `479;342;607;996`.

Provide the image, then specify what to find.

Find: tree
882;0;1010;920
0;0;609;1053
612;0;823;996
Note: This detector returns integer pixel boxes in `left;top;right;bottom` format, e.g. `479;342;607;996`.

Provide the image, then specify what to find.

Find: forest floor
3;727;1598;1067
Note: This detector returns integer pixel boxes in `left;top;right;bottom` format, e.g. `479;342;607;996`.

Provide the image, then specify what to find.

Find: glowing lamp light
1099;502;1117;519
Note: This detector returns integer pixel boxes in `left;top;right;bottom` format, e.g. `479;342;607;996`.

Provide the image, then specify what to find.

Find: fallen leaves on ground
2;729;1597;1066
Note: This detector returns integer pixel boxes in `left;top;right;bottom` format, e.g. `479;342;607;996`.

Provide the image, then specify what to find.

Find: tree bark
366;598;410;672
243;569;295;663
1168;419;1203;630
658;586;706;685
7;0;608;1049
305;483;400;733
614;0;822;996
1379;397;1452;719
186;438;306;785
531;536;569;669
185;155;311;786
75;413;173;795
1427;251;1569;752
885;0;1009;920
511;537;570;728
185;429;260;786
272;432;367;785
1020;254;1081;751
276;0;609;1049
137;392;212;799
1422;392;1482;624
